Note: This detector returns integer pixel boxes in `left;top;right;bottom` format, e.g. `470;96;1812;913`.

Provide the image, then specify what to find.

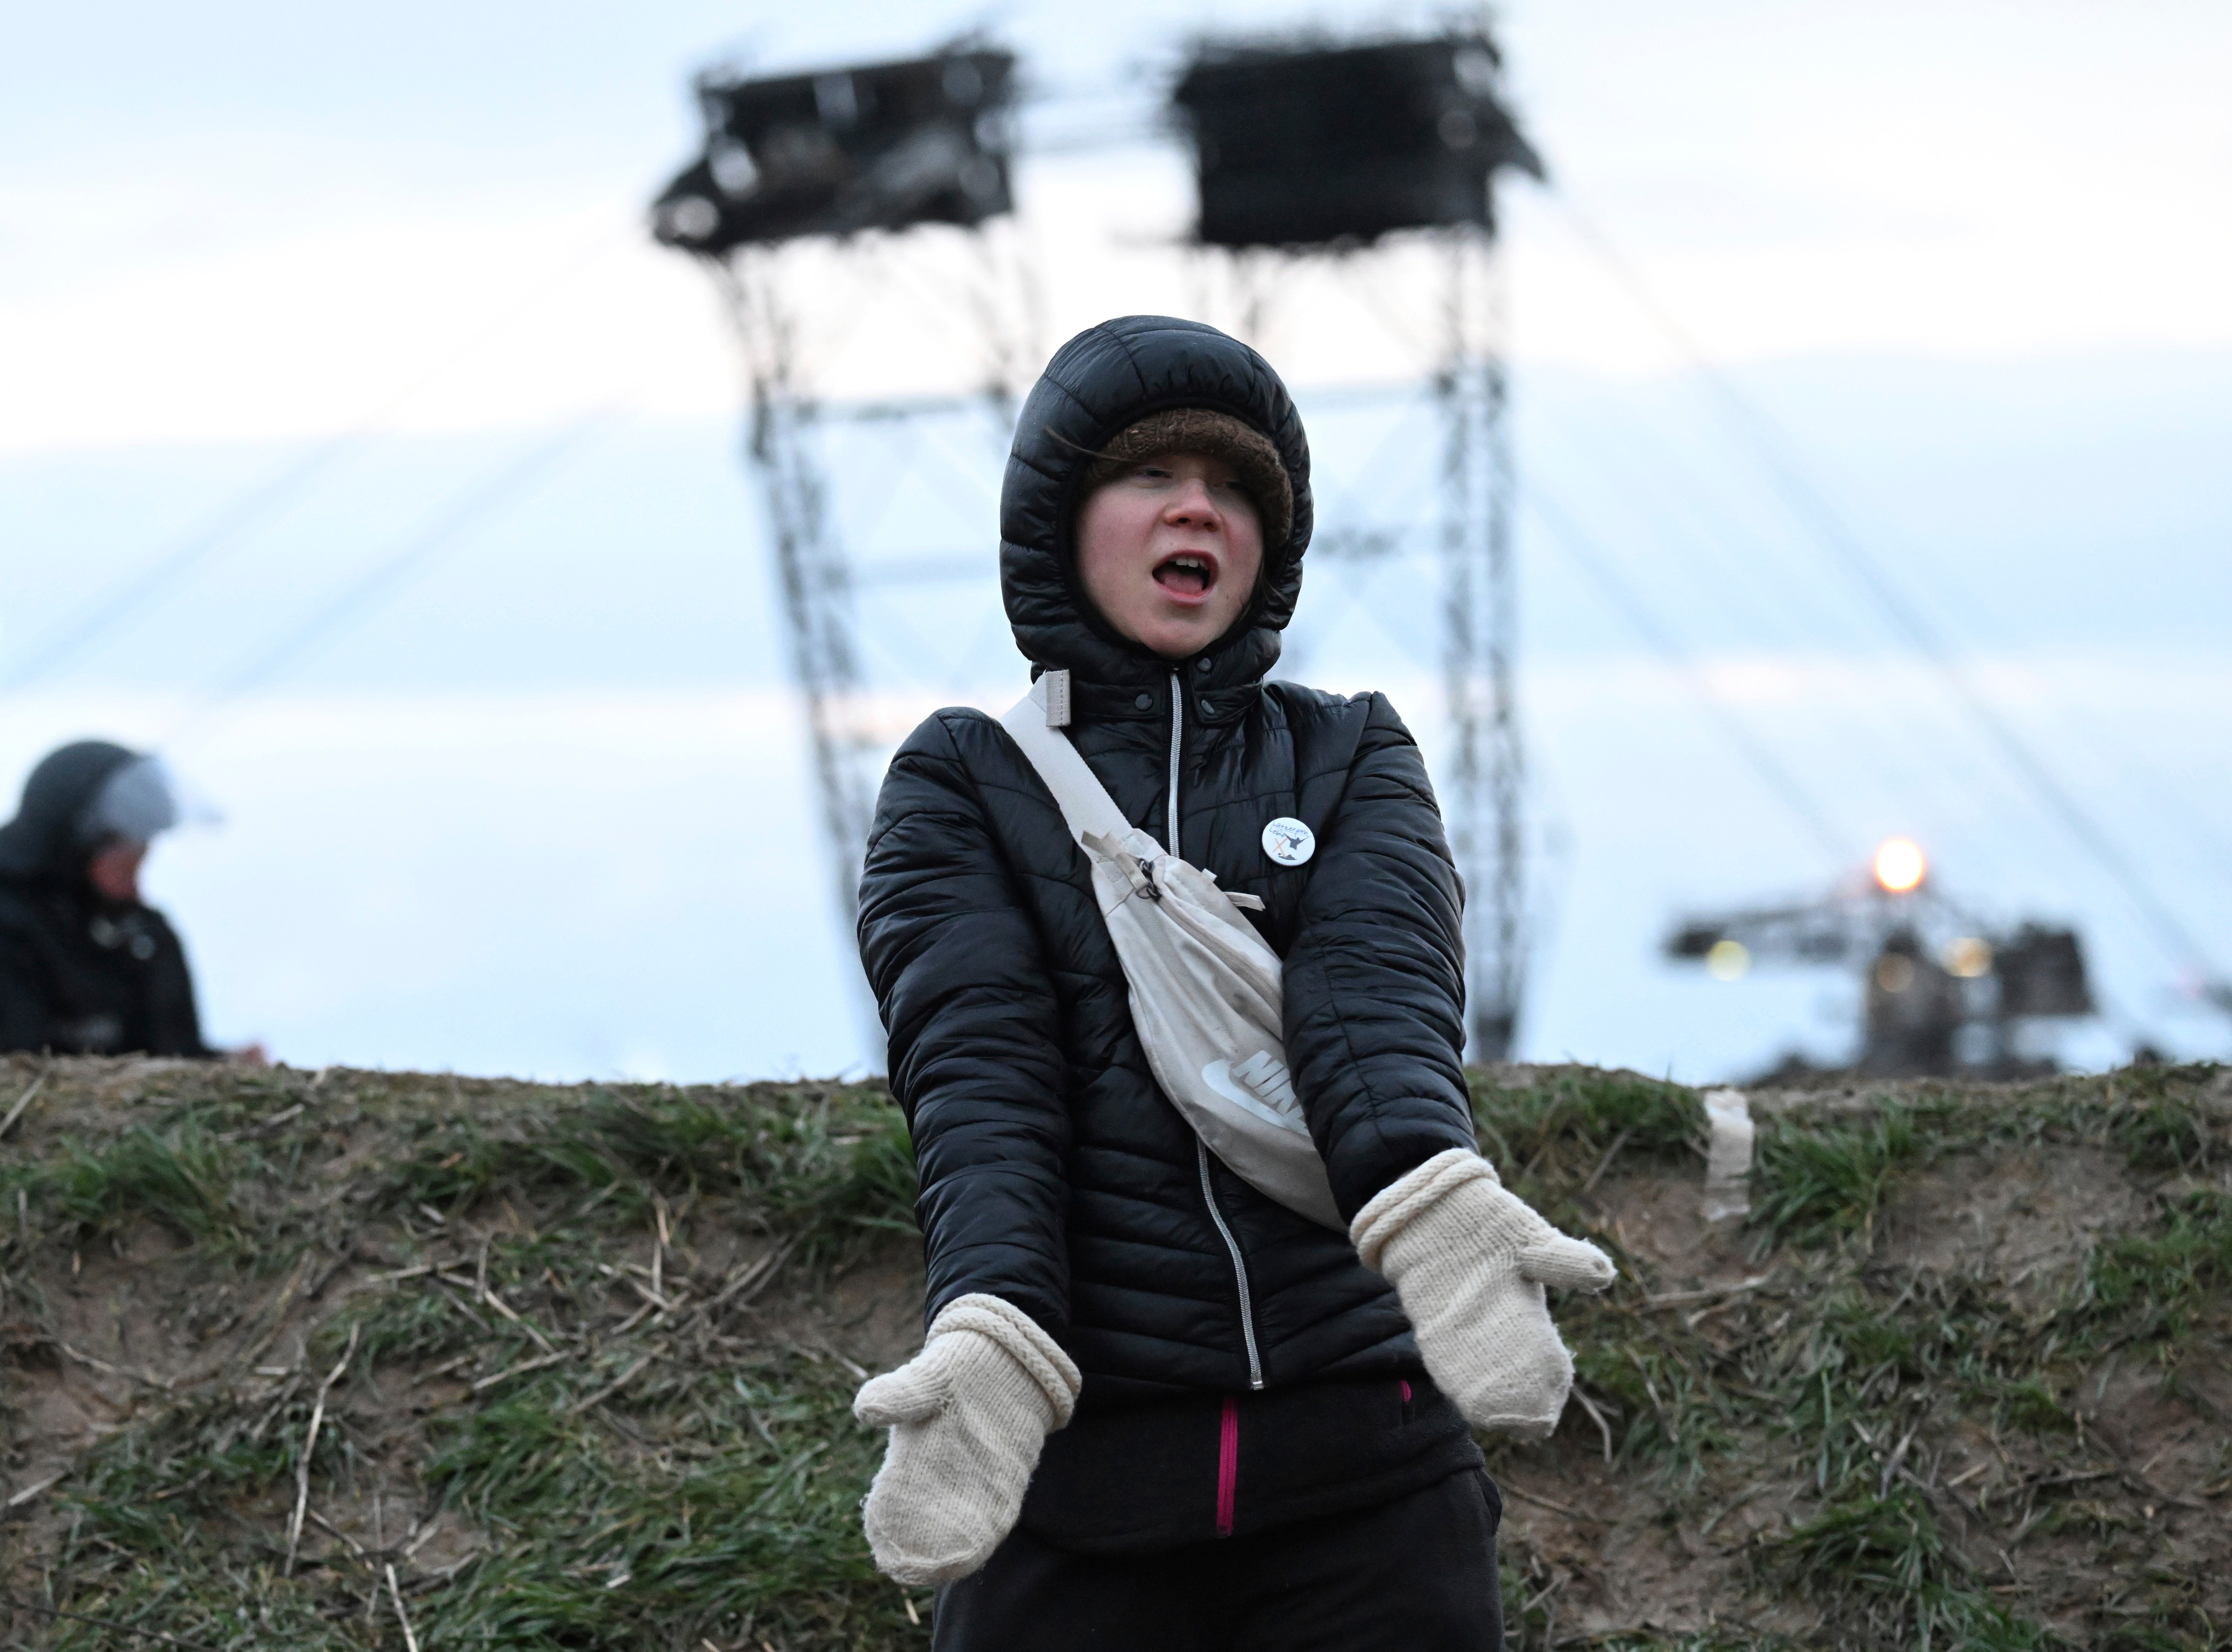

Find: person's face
86;840;146;903
1075;451;1264;661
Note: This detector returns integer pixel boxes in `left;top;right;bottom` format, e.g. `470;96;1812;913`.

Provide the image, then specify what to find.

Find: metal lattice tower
1201;234;1530;1061
702;237;1039;953
659;33;1541;1064
653;47;1031;1053
1438;231;1526;1060
710;258;879;940
1174;32;1542;1061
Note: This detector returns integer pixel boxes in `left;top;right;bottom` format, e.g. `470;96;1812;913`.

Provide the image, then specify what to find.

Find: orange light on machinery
1872;837;1927;895
1945;936;1994;978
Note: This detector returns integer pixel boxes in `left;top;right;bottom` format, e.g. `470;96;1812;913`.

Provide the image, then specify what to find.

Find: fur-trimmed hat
1079;408;1295;555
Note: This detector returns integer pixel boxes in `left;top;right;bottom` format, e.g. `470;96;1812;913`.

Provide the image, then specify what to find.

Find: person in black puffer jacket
0;741;218;1059
853;317;1610;1650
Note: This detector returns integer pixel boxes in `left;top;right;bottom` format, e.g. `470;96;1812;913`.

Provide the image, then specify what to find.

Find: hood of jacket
999;315;1313;696
0;741;139;881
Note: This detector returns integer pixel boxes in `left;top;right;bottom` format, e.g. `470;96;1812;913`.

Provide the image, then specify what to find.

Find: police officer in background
0;741;260;1061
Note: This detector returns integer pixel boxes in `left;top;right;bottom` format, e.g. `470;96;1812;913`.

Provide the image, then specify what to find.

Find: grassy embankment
0;1055;2225;1649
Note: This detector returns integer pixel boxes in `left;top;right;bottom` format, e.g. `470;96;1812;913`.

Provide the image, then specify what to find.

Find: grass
6;1124;245;1250
383;1088;918;1273
418;1357;896;1647
2080;1187;2232;1352
2;1057;2227;1649
0;1065;919;1650
1479;1062;2231;1652
26;1344;908;1650
1745;1105;1928;1250
1469;1067;1706;1223
1764;1484;2053;1651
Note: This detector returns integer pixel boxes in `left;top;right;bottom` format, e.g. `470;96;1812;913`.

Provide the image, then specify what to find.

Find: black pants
932;1469;1504;1652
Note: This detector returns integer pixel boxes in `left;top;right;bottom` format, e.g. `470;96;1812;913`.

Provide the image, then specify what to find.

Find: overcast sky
4;0;2229;1080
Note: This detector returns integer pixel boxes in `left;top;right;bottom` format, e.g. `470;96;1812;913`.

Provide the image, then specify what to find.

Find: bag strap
998;672;1134;849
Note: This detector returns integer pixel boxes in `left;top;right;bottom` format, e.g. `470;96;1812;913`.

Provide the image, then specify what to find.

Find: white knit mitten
1352;1148;1615;1438
852;1293;1080;1586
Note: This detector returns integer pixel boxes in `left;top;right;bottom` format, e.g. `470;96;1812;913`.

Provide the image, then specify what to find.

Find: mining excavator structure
1666;837;2097;1079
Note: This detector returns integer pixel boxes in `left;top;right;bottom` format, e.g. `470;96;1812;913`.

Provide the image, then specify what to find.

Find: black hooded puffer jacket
857;316;1485;1551
0;741;212;1059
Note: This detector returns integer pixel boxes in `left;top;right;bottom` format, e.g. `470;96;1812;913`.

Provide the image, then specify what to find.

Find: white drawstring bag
998;673;1344;1230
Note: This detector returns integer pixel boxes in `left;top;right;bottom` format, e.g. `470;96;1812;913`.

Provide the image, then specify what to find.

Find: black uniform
856;317;1501;1648
0;742;213;1058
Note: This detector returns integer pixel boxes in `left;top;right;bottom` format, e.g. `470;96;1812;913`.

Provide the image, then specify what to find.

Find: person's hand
853;1294;1080;1585
1353;1149;1614;1437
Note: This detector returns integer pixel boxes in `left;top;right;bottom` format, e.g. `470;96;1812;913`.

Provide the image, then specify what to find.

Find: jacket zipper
1169;669;1267;1394
1198;1141;1264;1390
1164;668;1183;853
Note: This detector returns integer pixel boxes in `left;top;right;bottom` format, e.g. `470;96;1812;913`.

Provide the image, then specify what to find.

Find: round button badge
1262;817;1316;867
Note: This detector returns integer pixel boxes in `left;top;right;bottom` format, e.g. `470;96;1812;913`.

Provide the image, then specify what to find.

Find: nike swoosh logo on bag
1202;1054;1310;1136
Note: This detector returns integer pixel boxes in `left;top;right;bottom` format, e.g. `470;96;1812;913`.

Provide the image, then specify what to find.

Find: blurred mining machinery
1666;837;2096;1080
651;44;1031;962
651;29;1547;1060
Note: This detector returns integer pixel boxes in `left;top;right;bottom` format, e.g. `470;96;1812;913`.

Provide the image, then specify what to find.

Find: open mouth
1153;553;1217;598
